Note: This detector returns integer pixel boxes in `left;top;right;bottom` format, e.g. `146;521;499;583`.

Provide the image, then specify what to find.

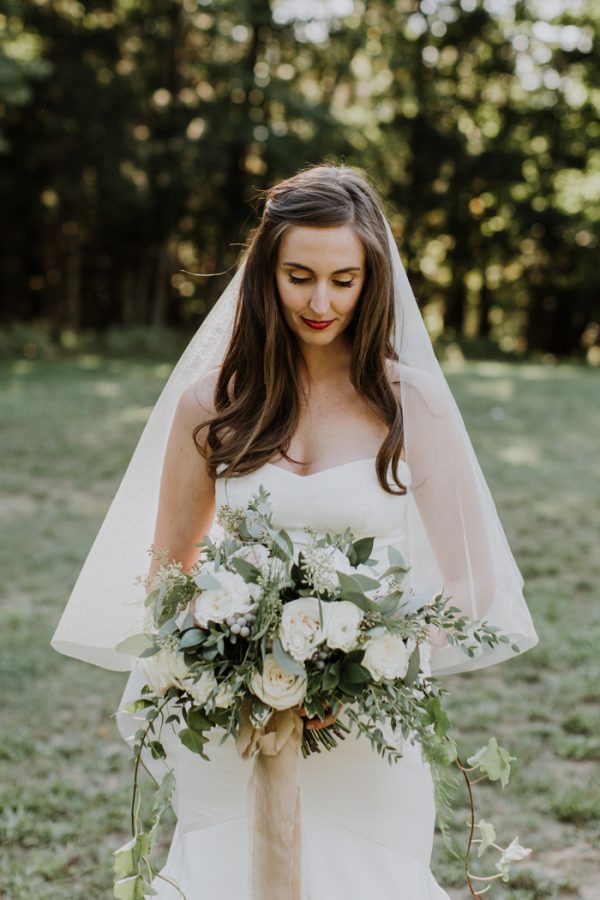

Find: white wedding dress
117;457;450;899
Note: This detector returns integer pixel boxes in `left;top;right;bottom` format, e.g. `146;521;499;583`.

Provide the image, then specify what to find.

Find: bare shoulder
185;365;221;416
387;359;448;417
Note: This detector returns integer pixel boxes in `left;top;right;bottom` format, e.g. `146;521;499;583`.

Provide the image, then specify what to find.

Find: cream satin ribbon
236;707;304;900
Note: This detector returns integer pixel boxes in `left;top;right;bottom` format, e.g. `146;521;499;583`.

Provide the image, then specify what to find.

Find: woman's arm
149;370;219;580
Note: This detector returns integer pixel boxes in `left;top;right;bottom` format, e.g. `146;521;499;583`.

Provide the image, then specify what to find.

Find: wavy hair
194;163;406;495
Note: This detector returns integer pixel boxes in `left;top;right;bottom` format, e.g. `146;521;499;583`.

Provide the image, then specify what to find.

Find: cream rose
250;653;307;710
192;570;256;627
182;669;217;705
279;597;324;661
214;682;236;709
139;647;188;696
322;600;364;652
362;634;412;681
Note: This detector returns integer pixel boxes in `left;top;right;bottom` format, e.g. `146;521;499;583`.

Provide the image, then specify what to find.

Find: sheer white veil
51;206;538;677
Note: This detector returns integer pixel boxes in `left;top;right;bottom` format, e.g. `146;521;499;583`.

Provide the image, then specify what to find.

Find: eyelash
287;275;355;288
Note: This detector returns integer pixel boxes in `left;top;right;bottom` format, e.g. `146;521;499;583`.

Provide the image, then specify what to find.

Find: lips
301;317;335;330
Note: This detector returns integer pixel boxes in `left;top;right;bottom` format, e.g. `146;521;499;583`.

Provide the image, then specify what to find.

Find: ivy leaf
424;696;451;737
467;737;516;789
113;874;146;900
113;833;151;879
179;727;210;758
152;771;176;814
476;819;497;857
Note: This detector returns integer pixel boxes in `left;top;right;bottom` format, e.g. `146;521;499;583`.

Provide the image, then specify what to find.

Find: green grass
1;356;599;899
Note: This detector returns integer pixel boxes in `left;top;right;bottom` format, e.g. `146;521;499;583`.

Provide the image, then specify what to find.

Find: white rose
234;543;271;569
139;647;188;696
250;653;307;710
279;597;324;661
328;547;354;575
192;570;256;627
214;682;236;709
181;669;217;706
362;634;412;681
322;600;364;652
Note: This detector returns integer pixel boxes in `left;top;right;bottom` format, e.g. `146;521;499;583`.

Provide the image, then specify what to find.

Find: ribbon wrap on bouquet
236;706;304;900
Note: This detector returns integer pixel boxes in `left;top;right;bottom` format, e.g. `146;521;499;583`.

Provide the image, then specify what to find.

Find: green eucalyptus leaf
350;572;381;591
193;572;221;590
351;536;375;565
403;644;421;686
387;545;407;568
229;557;261;581
272;636;306;677
178;628;206;650
116;633;154;657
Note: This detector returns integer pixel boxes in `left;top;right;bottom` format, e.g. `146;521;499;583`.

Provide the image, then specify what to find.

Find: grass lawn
0;355;598;899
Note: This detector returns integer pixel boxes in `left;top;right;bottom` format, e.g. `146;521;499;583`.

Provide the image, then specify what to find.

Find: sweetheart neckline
263;456;410;480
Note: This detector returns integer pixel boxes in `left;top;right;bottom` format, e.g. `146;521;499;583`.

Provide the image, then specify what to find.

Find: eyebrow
282;262;362;274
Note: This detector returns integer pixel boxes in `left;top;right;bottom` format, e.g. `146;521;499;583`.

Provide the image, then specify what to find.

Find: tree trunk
151;239;171;328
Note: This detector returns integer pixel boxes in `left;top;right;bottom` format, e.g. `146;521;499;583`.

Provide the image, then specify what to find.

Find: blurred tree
0;0;598;357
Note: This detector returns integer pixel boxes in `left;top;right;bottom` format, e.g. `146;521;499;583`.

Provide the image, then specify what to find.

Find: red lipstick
301;317;335;330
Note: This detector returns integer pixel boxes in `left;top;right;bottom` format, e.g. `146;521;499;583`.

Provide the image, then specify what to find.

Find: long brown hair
194;163;406;496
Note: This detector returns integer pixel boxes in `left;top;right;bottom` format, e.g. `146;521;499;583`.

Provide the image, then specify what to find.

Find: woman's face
275;224;366;347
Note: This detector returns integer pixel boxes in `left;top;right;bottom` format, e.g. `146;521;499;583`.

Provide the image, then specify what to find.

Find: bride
52;164;538;899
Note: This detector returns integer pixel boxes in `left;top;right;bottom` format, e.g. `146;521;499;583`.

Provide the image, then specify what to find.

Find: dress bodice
213;457;412;569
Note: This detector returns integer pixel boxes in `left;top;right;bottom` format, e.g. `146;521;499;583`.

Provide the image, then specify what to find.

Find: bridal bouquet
114;487;531;900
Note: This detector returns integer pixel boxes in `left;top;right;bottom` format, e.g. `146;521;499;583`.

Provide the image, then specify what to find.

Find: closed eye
288;275;355;288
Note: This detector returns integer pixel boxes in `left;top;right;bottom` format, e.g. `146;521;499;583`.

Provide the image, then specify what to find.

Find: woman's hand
297;704;341;731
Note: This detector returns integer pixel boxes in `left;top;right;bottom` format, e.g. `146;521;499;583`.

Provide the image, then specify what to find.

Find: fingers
305;712;338;731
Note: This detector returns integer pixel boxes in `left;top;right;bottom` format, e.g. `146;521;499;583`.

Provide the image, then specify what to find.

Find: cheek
276;279;305;314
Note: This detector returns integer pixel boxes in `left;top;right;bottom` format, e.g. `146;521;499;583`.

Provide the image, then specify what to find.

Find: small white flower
182;669;217;706
250;653;307;710
139;647;188;696
362;634;412;681
322;600;364;652
192;570;256;627
279;597;325;661
261;556;292;587
301;545;353;594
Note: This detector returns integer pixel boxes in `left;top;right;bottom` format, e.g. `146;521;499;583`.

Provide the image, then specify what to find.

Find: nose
308;281;332;317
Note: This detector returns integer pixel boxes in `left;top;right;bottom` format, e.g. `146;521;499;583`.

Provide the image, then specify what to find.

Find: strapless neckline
261;457;410;480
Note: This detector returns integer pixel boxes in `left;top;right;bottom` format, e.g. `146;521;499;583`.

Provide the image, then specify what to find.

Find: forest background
1;0;599;360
